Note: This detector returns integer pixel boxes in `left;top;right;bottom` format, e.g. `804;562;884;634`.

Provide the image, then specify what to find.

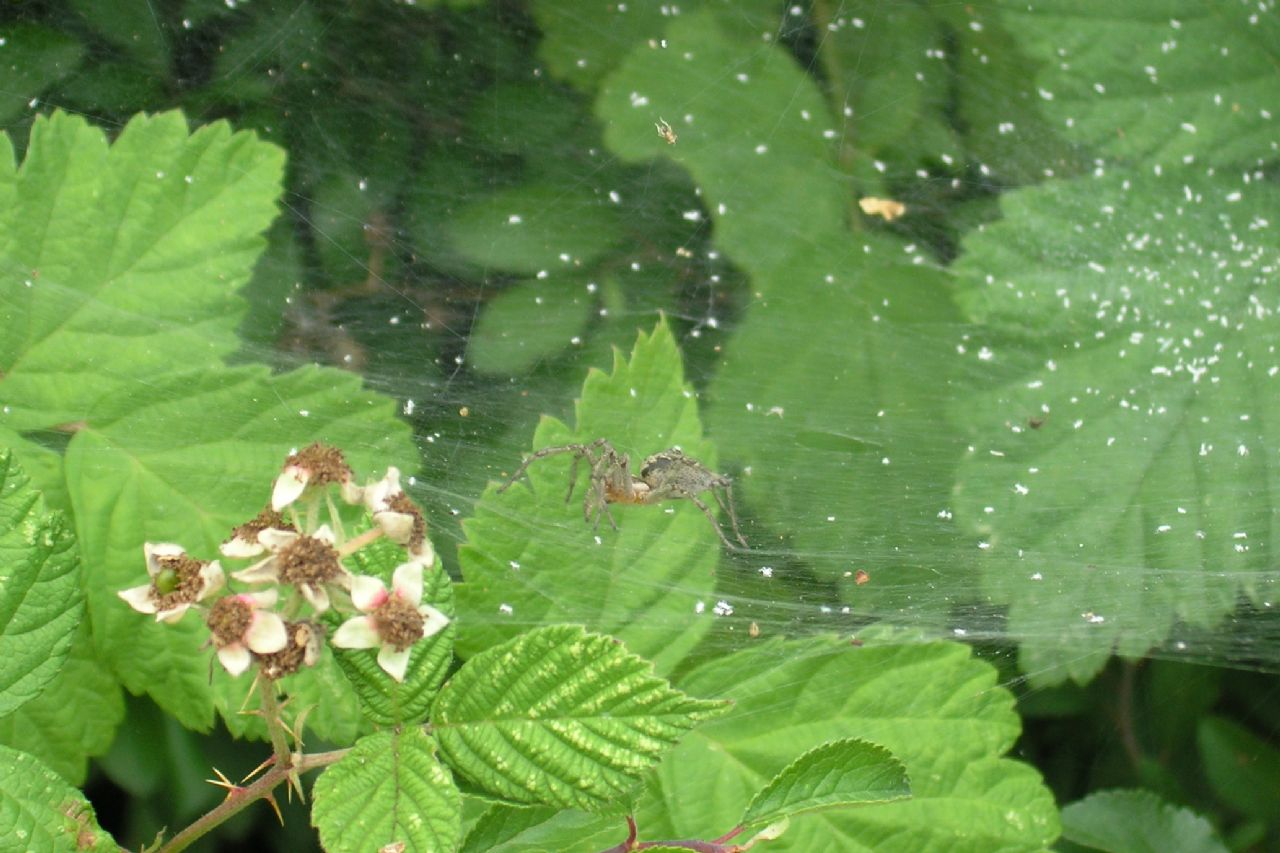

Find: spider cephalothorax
498;438;749;550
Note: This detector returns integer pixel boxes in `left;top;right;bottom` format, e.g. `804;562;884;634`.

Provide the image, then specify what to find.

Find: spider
498;438;749;551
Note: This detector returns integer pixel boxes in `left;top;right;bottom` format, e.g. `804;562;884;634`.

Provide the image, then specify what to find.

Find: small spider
655;117;678;145
498;438;749;551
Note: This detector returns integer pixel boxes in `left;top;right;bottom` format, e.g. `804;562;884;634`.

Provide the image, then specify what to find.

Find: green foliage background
0;0;1278;851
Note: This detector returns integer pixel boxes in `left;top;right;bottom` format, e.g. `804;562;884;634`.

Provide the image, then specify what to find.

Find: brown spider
498;438;749;551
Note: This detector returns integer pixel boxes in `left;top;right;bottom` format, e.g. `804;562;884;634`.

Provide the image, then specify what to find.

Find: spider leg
713;484;749;548
497;444;589;494
687;494;746;552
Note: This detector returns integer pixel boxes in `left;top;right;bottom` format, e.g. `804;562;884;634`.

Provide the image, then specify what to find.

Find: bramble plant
6;439;912;852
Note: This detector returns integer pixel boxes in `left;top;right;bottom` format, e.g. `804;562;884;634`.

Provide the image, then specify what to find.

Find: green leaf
432;625;730;813
0;623;124;786
821;4;960;171
0;744;117;852
741;738;911;828
598;10;842;280
992;1;1280;167
953;169;1280;684
446;182;623;276
1060;789;1228;853
67;363;414;735
0;25;85;125
0;110;285;432
466;276;593;375
463;639;1059;851
329;538;456;727
1197;716;1280;823
312;728;462;853
650;639;1057;851
0;448;81;717
69;0;170;73
456;319;721;671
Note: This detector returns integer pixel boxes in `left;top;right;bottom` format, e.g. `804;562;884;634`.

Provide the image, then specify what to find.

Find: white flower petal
155;602;194;624
219;536;265;558
311;524;337;546
258;528;299;552
300;583;331;614
246;610;288;654
118;585;159;614
332;615;380;649
218;644;252;676
409;538;436;569
340;478;365;505
373;510;415;544
350;574;388;612
198;561;226;599
244;589;279;609
419;604;451;640
377;645;412;683
233;557;280;585
391;562;424;606
364;467;402;512
271;468;309;511
144;542;186;577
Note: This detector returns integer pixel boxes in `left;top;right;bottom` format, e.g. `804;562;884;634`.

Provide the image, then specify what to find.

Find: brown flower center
257;620;322;680
206;596;253;647
285;442;352;487
373;596;426;652
388;492;427;552
152;554;207;611
277;535;343;587
227;507;295;545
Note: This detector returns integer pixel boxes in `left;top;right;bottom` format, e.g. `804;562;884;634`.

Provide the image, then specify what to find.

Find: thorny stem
154;747;349;853
258;680;292;768
595;817;748;853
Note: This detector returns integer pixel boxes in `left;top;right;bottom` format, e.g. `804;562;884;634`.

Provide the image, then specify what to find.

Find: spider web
2;0;1280;847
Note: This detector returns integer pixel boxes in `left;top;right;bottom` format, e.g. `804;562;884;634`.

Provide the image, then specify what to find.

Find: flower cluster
119;444;450;682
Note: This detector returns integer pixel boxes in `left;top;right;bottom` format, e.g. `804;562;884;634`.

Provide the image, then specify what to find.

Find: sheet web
3;1;1280;848
5;0;1277;690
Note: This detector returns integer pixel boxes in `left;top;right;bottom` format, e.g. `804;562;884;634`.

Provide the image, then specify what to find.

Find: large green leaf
0;744;117;852
0;623;123;786
992;1;1280;168
446;182;623;277
597;10;843;280
456;319;722;671
953;169;1280;684
741;738;911;828
0;110;285;433
1060;789;1228;853
67;364;414;735
465;275;594;376
312;728;461;853
432;625;729;813
463;639;1058;852
0;449;81;717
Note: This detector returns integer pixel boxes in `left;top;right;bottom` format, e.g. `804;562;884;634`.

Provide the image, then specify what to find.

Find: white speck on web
498;603;514;615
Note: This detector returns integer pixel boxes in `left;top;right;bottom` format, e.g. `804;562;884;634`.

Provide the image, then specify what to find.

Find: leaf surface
953;170;1280;683
313;728;462;853
1060;789;1228;853
993;1;1280;167
457;320;721;672
0;449;81;716
0;744;117;852
433;624;729;812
